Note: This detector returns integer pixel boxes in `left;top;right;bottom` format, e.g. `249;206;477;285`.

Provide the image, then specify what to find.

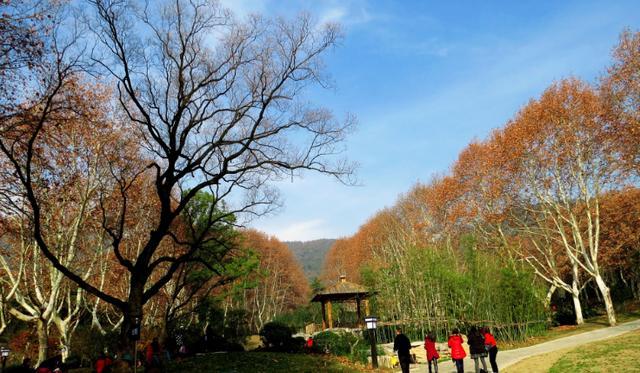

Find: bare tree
0;0;51;116
1;0;354;347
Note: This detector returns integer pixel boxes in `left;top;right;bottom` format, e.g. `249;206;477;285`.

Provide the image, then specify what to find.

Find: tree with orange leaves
601;29;640;174
223;229;309;332
0;78;133;363
598;187;640;299
322;208;400;283
497;78;621;325
448;135;520;254
320;30;640;334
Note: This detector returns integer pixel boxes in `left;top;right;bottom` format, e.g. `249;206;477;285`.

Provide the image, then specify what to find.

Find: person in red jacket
95;352;113;373
481;327;499;373
424;331;439;373
448;328;466;373
146;337;162;368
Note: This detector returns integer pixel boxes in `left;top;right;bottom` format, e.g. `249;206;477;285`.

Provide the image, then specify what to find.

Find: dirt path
390;318;640;372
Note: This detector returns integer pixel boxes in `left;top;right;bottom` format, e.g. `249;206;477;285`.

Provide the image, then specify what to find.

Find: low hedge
311;331;358;356
259;322;304;352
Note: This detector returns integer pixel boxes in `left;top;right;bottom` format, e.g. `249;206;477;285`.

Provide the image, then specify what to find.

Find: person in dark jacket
14;358;34;373
467;326;488;373
481;327;499;373
393;328;412;373
36;355;65;373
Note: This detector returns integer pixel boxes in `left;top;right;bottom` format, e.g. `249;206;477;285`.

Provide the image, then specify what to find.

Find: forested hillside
285;239;336;279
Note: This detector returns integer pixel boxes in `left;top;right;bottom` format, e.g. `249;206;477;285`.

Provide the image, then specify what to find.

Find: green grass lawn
547;329;640;372
165;352;378;373
500;307;640;350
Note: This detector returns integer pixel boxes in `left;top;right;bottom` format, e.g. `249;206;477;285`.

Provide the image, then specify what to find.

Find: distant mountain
285;239;335;280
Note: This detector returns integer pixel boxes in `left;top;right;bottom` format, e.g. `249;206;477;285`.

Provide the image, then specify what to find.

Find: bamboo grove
323;29;640;342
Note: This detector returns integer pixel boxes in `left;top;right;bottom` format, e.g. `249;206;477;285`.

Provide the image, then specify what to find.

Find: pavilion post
356;299;362;327
327;301;333;329
364;299;370;316
321;300;327;330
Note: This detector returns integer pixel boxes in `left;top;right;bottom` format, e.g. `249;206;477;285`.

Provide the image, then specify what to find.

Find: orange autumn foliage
234;229;310;330
601;29;640;173
322;209;398;283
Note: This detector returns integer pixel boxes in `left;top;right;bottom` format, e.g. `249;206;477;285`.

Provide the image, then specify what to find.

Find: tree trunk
37;318;48;365
571;283;584;325
159;314;168;346
0;303;6;335
60;341;69;362
571;264;584;325
594;274;617;326
544;284;557;309
91;310;107;335
120;281;145;355
545;284;557;324
57;322;70;362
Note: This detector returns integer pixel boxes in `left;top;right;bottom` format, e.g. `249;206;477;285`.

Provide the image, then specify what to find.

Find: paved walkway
392;318;640;372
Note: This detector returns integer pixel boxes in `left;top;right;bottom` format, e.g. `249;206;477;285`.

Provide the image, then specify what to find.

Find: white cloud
246;171;402;241
318;6;347;25
259;219;332;241
316;0;373;28
218;0;268;20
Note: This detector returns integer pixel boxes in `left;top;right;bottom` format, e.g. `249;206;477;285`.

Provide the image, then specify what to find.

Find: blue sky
222;0;640;241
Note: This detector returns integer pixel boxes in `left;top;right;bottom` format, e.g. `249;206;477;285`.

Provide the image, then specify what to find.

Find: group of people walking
447;326;499;373
394;326;499;373
93;337;170;373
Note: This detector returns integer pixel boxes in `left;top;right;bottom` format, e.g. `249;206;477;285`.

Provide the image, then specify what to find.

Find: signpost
364;316;378;369
130;317;141;373
1;347;10;373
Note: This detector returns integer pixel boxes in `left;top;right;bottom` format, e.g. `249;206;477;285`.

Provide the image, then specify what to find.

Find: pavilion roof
311;275;373;302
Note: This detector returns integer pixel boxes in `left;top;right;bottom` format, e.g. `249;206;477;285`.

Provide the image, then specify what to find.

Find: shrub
350;343;385;364
204;334;244;352
311;331;358;356
282;336;306;354
64;355;82;369
4;366;34;373
70;326;119;365
259;322;293;351
167;324;205;355
223;309;251;342
272;305;322;332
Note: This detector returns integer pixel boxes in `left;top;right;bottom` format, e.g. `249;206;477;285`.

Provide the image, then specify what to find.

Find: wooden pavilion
311;275;374;330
